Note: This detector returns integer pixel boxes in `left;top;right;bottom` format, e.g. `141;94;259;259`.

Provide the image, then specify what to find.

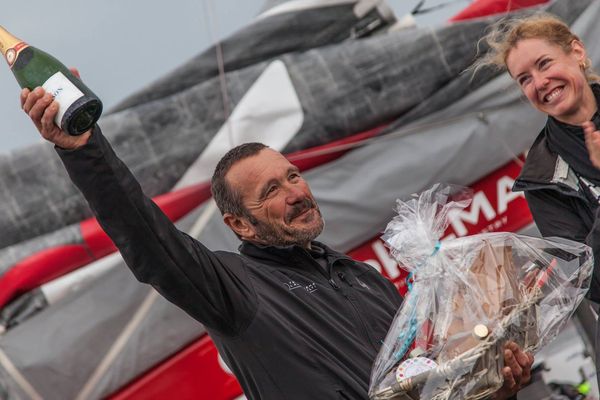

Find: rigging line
75;289;160;400
189;199;219;239
202;0;234;149
411;0;426;15
0;349;43;400
411;0;470;15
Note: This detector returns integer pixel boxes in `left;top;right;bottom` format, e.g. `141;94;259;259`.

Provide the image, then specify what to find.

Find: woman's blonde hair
473;12;599;82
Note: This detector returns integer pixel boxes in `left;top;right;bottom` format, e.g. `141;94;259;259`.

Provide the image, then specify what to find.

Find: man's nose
285;184;306;204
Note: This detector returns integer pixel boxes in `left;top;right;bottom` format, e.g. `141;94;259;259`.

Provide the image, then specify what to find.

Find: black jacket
56;128;403;399
513;122;600;303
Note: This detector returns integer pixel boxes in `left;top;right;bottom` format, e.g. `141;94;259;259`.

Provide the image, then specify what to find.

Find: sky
0;0;467;153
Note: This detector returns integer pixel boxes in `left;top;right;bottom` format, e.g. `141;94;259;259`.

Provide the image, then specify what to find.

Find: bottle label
5;42;28;68
42;72;84;127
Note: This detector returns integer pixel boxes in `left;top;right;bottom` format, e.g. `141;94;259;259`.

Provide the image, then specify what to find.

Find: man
20;82;532;399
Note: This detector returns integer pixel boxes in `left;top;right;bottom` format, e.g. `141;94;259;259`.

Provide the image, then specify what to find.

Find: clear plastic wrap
369;184;593;400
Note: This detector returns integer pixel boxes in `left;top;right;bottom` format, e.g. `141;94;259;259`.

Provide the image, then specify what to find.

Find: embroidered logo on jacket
284;280;302;290
284;280;318;294
305;282;318;293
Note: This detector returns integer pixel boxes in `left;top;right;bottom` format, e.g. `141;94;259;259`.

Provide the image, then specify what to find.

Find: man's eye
267;186;277;194
539;58;550;68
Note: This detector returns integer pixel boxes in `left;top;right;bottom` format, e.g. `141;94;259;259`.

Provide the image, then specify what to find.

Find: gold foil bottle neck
0;26;23;55
0;26;28;68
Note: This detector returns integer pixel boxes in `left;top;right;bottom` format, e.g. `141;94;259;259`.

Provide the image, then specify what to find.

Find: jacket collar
238;240;353;267
513;125;579;194
514;83;600;193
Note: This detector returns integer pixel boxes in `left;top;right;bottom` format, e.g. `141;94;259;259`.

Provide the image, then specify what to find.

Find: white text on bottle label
42;72;84;127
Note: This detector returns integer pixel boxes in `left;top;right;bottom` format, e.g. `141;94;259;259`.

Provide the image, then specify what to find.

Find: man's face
225;148;324;247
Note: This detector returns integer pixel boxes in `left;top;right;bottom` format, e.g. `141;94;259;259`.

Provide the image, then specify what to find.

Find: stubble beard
253;210;325;247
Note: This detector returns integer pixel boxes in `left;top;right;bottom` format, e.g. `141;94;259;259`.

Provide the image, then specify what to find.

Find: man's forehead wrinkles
226;152;293;204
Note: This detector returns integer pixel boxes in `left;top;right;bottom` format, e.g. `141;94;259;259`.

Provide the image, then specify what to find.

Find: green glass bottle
0;25;102;136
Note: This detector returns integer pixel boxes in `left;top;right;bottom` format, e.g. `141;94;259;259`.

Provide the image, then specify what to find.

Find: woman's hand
583;121;600;169
20;68;91;150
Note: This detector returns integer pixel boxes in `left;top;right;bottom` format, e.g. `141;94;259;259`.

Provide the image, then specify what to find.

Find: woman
478;13;600;303
476;12;600;390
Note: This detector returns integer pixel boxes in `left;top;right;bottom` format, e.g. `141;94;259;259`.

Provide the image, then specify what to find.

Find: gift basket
369;184;593;400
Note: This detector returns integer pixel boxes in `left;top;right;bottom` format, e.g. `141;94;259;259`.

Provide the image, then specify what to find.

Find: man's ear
223;213;256;241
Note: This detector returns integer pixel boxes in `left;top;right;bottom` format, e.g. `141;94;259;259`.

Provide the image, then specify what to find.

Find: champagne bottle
0;25;102;136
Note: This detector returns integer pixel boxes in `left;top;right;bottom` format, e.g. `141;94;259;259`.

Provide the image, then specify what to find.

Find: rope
0;349;43;400
202;0;234;148
75;290;159;400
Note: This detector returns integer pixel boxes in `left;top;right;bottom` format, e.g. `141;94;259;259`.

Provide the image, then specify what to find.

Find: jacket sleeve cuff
54;124;102;154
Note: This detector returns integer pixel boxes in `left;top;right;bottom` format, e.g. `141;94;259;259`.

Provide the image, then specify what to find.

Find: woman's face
506;38;594;125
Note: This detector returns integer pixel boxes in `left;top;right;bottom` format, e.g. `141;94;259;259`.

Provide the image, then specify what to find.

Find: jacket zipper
338;272;352;286
347;292;376;350
299;248;341;290
337;271;376;350
301;251;375;347
328;278;340;290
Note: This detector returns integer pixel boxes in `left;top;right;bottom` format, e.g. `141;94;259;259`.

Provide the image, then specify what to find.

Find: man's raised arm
20;84;256;336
